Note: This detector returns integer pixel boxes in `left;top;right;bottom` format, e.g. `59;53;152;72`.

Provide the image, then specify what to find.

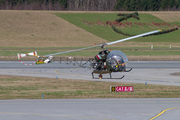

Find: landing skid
109;73;125;79
92;72;125;79
119;75;125;79
124;68;132;72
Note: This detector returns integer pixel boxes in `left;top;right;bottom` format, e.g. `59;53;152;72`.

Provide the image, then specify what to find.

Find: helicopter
18;30;161;79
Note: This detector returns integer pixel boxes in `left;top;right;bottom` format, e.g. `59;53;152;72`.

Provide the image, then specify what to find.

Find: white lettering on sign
116;86;133;92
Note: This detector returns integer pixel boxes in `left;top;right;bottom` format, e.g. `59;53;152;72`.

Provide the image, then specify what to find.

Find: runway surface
1;61;180;120
0;61;180;86
0;98;180;120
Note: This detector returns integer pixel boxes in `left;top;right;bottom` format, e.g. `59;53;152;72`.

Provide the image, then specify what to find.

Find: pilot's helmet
104;50;110;54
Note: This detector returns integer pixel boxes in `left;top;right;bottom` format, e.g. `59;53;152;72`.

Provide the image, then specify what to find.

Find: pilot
99;50;110;55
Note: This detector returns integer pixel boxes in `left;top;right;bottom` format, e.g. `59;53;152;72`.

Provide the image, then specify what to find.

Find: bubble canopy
107;50;128;62
106;50;128;70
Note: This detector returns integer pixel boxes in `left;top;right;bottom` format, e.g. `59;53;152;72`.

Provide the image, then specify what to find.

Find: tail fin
17;53;27;59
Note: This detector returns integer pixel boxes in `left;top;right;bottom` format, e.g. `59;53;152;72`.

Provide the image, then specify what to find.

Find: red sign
116;86;133;92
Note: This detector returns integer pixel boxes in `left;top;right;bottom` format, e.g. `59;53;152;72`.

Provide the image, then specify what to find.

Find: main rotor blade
45;30;161;57
44;45;99;57
107;30;161;46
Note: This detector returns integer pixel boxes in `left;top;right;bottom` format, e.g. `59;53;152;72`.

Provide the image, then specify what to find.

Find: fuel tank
94;50;110;62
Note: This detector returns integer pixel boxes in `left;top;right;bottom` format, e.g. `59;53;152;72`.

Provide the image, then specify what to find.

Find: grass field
0;75;180;99
2;46;180;61
55;13;180;43
0;11;180;60
0;10;107;47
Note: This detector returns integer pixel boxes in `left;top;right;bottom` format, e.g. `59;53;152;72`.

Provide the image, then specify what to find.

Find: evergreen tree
59;0;67;8
114;0;125;10
140;0;149;11
129;0;139;11
175;0;180;9
148;0;160;11
169;0;176;9
161;0;169;10
122;0;131;10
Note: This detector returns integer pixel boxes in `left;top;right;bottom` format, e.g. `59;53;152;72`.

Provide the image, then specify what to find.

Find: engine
93;50;110;70
94;50;110;62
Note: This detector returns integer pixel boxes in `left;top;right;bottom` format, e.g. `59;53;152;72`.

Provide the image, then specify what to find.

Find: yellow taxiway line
149;106;180;120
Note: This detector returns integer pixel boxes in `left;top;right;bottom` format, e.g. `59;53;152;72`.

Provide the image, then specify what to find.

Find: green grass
1;47;180;57
0;86;38;91
0;75;180;99
123;50;180;56
55;13;180;42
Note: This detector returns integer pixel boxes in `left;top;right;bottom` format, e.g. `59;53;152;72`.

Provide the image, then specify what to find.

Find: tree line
0;0;180;11
0;0;68;10
115;0;180;11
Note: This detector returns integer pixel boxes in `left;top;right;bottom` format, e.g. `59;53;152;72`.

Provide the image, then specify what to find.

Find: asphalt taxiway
0;61;180;86
0;98;180;120
0;61;180;120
